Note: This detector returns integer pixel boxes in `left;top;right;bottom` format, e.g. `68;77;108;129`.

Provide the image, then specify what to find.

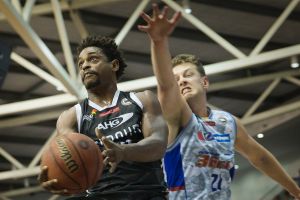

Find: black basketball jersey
74;90;166;199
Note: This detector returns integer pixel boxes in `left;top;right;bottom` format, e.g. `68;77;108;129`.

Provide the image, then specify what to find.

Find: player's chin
182;92;193;98
84;80;100;90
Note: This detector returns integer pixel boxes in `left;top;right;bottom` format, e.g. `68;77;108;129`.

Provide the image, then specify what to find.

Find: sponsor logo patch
197;131;230;142
98;113;133;130
121;98;132;106
218;117;227;124
99;106;120;117
213;133;230;142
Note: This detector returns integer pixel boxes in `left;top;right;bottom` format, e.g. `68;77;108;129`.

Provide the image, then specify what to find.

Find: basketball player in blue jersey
39;35;168;199
138;4;300;200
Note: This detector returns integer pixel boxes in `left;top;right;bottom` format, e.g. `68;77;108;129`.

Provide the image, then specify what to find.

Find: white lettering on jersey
98;113;133;130
96;123;142;146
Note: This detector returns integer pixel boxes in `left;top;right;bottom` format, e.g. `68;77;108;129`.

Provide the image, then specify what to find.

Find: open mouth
181;87;191;95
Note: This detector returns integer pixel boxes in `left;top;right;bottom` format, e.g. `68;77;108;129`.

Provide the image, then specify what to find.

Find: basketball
40;133;103;194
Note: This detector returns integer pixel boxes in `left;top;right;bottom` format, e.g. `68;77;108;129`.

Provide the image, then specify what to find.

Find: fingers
103;155;109;166
95;130;121;174
102;149;116;162
39;165;70;195
95;128;104;139
109;162;117;173
51;189;70;195
38;166;48;183
140;12;152;24
95;129;115;150
152;3;160;18
170;11;182;24
103;156;118;173
101;138;119;173
137;25;149;32
41;177;70;195
161;6;169;18
41;178;58;191
101;136;115;150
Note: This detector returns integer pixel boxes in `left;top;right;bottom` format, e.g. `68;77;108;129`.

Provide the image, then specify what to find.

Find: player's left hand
95;128;125;173
38;166;71;195
138;3;181;42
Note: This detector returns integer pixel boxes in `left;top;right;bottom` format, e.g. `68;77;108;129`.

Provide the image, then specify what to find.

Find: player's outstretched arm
234;117;300;199
139;4;191;144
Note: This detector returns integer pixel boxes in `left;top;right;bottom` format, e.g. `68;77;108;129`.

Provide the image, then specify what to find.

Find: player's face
78;47;118;90
172;63;208;100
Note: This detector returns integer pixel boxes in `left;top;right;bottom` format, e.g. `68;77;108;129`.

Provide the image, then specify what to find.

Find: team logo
121;98;132;106
82;109;97;122
98;113;133;130
218;117;227;124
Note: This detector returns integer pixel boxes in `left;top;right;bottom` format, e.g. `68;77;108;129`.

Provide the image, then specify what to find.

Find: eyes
174;71;194;81
78;56;100;69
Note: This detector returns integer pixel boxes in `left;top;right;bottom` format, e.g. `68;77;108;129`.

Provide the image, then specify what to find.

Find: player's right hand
95;128;124;173
38;165;70;195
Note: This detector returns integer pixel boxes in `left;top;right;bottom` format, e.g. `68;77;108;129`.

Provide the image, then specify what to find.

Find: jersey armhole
129;92;143;110
167;114;196;151
74;104;82;132
229;113;238;140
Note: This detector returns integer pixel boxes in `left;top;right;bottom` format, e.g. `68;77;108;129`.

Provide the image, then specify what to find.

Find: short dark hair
171;54;206;76
77;35;127;80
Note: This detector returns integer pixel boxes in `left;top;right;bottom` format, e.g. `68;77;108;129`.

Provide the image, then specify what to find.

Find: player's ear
111;59;119;72
202;76;209;90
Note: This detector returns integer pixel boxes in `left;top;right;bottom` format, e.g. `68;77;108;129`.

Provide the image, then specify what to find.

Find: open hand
95;128;125;173
138;3;181;42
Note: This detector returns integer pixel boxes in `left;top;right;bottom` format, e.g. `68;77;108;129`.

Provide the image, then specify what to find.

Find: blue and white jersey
163;109;237;200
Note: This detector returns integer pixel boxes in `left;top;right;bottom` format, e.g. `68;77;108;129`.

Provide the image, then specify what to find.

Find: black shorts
64;191;167;200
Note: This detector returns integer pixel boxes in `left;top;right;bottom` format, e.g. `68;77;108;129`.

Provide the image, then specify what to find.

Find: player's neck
189;96;208;117
88;85;117;107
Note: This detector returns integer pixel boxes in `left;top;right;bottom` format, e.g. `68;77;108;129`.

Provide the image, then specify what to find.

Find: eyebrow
174;68;192;76
78;51;101;60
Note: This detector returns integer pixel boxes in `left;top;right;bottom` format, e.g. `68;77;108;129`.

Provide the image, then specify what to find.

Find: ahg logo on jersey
98;113;133;130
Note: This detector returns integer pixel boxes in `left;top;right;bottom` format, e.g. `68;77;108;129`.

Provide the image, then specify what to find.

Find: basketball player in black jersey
39;36;168;200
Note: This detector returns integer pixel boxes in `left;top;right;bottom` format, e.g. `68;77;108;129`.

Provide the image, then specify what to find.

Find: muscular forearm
251;150;299;196
151;39;177;90
122;134;166;162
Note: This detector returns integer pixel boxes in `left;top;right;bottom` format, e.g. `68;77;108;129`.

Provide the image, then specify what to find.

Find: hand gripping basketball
38;165;70;195
40;133;103;194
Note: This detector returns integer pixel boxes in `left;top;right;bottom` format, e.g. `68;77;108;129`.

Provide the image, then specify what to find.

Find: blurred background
0;0;299;199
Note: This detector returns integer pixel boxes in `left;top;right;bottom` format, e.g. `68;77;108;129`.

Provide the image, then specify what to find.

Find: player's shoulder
59;106;76;120
133;90;161;113
135;90;158;104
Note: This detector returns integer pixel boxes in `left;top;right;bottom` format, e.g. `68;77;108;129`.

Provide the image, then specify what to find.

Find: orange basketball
40;133;103;194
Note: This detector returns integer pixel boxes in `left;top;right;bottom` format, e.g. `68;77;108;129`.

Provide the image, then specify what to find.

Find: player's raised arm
138;4;191;143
